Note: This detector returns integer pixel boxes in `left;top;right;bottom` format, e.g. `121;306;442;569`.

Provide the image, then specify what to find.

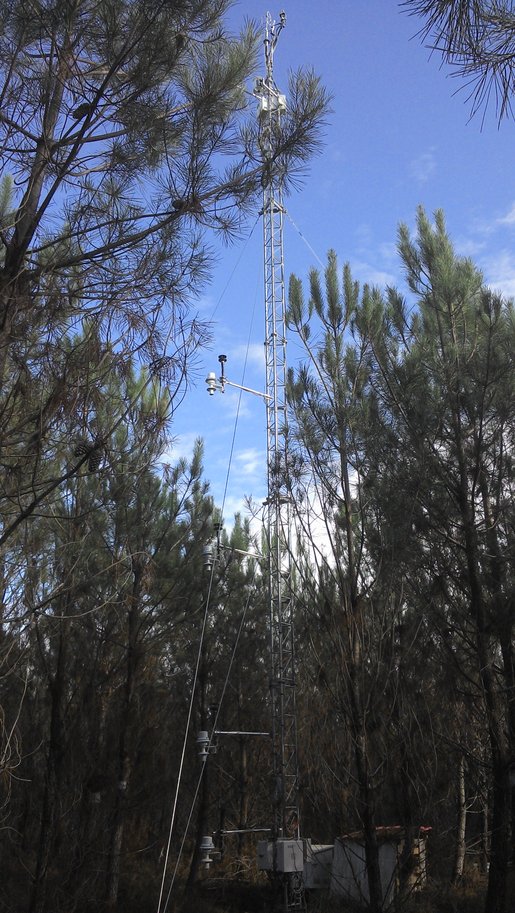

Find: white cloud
231;342;265;372
215;387;254;419
378;241;397;264
194;292;217;316
455;237;486;258
221;493;264;530
482;250;515;298
234;447;264;479
161;431;199;466
497;202;515;226
351;229;400;288
353;260;397;288
409;149;436;184
355;222;373;253
472;202;515;239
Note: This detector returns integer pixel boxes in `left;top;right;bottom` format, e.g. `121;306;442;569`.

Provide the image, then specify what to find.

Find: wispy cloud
378;241;398;264
231;342;265;372
352;227;399;288
219;493;265;538
219;450;267;531
497;202;515;226
409;149;437;184
213;388;254;420
355;222;373;254
455;237;487;258
469;202;515;239
353;260;397;288
482;250;515;298
234;447;264;479
194;292;217;315
162;431;200;466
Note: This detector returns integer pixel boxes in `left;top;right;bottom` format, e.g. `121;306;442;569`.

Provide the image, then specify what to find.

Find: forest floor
170;869;515;913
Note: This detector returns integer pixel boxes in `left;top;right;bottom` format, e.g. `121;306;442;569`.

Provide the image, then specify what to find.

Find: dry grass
115;865;514;913
175;877;487;913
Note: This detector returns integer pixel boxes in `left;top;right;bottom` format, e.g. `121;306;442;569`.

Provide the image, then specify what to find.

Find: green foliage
0;0;330;551
288;207;514;912
402;0;515;122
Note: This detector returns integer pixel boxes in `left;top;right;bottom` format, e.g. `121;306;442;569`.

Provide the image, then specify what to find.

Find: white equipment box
257;838;304;873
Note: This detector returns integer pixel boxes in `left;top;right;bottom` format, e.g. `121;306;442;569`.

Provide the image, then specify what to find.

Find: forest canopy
0;203;512;913
0;3;513;912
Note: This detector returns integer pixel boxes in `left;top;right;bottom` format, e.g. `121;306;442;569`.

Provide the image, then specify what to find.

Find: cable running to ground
161;572;260;913
156;252;262;913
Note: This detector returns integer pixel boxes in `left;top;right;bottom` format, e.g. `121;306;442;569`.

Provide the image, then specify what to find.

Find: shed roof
339;826;432;844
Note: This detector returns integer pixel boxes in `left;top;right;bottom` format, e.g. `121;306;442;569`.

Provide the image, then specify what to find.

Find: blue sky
170;1;515;523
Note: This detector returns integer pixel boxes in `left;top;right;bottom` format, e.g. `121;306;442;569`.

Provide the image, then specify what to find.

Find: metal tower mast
205;14;306;910
254;10;300;851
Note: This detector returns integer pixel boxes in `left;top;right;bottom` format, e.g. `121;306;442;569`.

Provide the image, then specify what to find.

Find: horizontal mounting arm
206;372;271;401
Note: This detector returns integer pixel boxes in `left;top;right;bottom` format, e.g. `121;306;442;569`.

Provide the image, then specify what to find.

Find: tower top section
253;10;287;159
264;10;286;84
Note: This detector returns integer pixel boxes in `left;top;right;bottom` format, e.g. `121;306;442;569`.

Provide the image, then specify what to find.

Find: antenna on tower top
264;10;286;82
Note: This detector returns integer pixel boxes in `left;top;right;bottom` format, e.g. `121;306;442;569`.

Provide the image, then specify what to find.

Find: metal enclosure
257;838;304;874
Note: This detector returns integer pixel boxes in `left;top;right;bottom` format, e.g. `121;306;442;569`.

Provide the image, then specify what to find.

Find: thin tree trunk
474;611;510;913
237;677;249;857
480;790;489;876
237;737;249;857
481;475;515;868
346;656;383;913
452;754;467;884
454;439;510;913
338;428;383;913
393;624;417;897
105;559;143;909
29;616;69;913
486;760;510;913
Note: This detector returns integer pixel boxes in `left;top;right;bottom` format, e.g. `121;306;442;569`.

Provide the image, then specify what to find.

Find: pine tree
0;358;217;911
287;209;514;912
0;0;330;544
287;253;386;913
403;0;515;121
361;208;514;913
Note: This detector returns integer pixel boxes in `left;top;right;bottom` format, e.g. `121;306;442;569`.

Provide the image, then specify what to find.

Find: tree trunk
456;450;510;913
29;618;69;913
474;613;510;913
499;631;515;865
237;737;249;857
339;434;383;913
482;476;515;868
105;560;143;909
346;657;383;913
452;754;467;884
485;759;510;913
237;678;249;857
480;790;489;876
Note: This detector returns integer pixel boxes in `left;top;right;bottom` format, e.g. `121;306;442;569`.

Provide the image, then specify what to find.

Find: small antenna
264;10;286;82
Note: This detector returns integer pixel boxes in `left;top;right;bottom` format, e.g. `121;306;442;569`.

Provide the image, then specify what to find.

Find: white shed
330;826;430;907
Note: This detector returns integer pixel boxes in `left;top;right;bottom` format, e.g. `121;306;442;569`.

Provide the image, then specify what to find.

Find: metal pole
254;13;304;912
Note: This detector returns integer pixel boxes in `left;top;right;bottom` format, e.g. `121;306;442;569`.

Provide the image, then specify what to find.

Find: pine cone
87;449;103;472
73;438;90;457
